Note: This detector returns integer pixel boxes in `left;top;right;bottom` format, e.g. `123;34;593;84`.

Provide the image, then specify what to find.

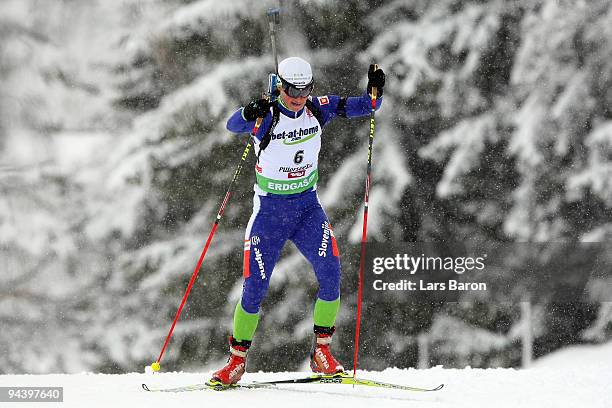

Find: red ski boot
310;325;345;374
210;337;251;385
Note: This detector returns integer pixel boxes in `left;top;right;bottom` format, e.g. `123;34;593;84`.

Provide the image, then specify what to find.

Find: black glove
367;64;385;98
243;98;271;121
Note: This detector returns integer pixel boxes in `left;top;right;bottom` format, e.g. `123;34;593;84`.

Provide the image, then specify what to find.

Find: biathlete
211;57;385;385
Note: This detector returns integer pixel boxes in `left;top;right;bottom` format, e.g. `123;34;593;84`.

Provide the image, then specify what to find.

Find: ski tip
142;384;150;391
432;384;444;391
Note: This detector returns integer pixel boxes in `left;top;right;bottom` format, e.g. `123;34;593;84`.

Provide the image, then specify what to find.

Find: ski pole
353;69;378;379
150;119;263;372
150;9;281;373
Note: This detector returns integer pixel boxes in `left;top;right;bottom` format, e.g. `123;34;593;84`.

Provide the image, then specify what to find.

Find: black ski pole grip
372;64;379;99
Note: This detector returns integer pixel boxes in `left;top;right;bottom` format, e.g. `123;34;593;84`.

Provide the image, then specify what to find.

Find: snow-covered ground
0;367;605;408
1;342;610;408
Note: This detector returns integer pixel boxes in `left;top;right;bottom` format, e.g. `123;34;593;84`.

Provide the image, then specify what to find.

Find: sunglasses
281;79;314;98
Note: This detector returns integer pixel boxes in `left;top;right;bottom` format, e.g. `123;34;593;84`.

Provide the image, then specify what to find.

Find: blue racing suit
226;92;382;338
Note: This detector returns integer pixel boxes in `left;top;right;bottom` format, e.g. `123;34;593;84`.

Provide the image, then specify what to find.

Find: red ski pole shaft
154;118;263;367
353;74;378;378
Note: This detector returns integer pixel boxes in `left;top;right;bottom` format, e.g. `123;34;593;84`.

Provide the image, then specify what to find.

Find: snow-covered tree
1;0;611;373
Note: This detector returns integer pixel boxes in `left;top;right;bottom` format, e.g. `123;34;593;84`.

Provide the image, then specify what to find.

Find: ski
252;372;444;392
142;372;444;393
141;381;271;392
